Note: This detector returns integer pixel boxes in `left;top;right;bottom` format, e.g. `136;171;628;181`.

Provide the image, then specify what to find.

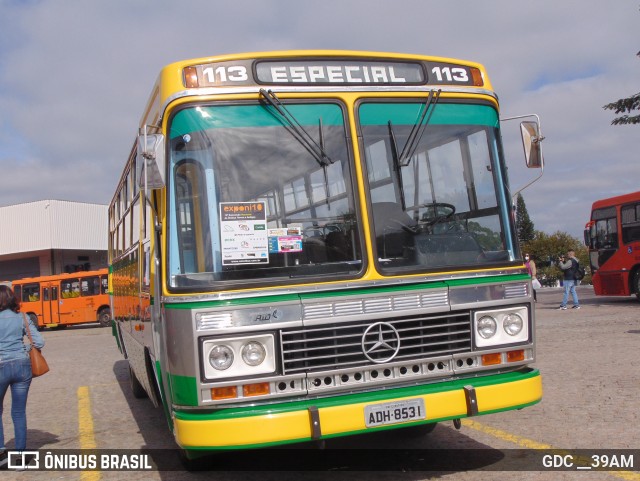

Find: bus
13;269;111;328
109;50;544;455
584;191;640;299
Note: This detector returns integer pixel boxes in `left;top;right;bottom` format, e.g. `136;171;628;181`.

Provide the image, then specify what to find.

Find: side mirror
137;131;166;190
520;121;544;169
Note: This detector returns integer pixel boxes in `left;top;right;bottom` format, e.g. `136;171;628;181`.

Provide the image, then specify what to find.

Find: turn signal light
507;350;525;362
184;66;199;88
470;67;484;86
243;382;270;397
211;386;237;400
481;353;502;366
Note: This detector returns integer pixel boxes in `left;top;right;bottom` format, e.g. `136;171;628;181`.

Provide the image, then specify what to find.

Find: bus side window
61;280;75;298
81;277;100;296
23;283;40;302
71;281;80;298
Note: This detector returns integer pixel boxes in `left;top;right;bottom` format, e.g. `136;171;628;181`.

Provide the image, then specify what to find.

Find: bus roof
591;191;640;211
11;268;108;285
142;50;494;126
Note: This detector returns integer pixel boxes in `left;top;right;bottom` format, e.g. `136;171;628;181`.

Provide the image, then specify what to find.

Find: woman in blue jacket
0;285;44;463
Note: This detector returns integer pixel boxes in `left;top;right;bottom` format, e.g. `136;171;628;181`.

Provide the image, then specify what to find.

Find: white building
0;200;108;280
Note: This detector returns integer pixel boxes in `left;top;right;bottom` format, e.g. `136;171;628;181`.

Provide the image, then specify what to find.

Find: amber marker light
470;67;484;87
243;382;270;397
212;386;237;400
184;66;199;88
481;353;502;366
507;350;525;362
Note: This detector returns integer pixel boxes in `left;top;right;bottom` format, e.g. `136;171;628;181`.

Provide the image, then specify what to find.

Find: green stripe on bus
170;373;199;406
170;103;344;138
359;103;499;127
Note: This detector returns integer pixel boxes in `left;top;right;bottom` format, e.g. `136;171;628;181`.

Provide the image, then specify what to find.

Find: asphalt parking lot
2;285;638;480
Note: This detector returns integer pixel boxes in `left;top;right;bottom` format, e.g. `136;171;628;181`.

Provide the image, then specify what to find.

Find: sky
0;0;638;241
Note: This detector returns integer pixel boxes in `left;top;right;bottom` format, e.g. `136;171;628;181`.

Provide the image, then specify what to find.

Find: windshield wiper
388;89;441;168
387;119;407;211
260;89;333;167
387;89;440;211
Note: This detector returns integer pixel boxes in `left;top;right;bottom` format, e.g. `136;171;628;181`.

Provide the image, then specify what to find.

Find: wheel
98;308;112;327
129;365;148;399
418;203;455;226
178;449;211;471
634;271;640;301
28;313;44;331
391;422;438;438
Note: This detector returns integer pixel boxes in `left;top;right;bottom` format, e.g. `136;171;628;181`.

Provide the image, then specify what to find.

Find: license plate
364;398;426;428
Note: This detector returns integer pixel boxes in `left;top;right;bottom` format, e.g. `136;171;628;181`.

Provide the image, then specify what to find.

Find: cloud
0;0;638;240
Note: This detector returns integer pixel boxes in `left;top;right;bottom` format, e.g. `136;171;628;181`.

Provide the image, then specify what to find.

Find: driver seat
371;202;416;259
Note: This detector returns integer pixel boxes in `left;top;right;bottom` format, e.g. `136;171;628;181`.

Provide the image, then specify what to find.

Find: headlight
241;341;266;366
503;313;524;336
209;345;234;370
202;334;276;380
477;316;497;339
474;306;529;348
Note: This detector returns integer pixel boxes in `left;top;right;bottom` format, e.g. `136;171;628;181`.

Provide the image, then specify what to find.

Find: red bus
584;191;640;298
12;269;112;328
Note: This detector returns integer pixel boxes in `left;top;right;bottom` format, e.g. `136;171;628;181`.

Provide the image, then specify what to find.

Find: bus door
40;282;60;326
80;276;101;322
19;282;43;326
59;277;82;325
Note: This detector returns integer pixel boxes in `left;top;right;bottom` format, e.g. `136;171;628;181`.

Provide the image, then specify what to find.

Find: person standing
0;285;45;467
525;253;538;301
557;250;581;310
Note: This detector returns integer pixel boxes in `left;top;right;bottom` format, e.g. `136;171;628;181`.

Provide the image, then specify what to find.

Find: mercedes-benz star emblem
361;322;401;363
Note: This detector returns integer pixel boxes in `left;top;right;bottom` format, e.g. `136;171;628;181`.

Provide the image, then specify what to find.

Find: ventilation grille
281;312;471;374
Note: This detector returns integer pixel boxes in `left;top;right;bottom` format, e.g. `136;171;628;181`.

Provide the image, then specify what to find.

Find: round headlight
241;341;266;366
503;313;524;336
477;316;497;339
209;345;234;370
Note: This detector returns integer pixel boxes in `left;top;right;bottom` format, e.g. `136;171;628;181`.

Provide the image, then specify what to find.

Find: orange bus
12;269;111;328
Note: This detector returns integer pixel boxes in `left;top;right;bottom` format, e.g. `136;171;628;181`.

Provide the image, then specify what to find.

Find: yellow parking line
77;386;100;481
463;419;640;480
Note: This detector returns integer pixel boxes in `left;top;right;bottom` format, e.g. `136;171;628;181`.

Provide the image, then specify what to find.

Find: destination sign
255;60;424;85
183;58;483;88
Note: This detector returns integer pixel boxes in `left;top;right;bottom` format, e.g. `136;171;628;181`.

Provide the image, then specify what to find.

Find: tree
515;194;535;243
522;231;590;286
603;51;640;125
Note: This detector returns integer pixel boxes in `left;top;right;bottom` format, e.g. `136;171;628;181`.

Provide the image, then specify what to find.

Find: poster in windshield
219;202;269;265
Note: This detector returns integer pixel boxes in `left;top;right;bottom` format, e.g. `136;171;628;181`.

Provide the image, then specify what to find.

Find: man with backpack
557;250;582;310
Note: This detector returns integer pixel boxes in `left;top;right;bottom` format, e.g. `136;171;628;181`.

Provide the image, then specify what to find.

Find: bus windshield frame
358;100;517;275
166;100;364;291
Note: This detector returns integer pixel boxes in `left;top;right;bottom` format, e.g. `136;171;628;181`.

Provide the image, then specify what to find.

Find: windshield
167;102;362;290
359;101;517;273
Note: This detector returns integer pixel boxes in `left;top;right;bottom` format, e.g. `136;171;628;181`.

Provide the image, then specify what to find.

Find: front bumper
174;368;541;450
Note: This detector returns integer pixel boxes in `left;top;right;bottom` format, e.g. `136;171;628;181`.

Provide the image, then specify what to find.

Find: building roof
0;200;107;255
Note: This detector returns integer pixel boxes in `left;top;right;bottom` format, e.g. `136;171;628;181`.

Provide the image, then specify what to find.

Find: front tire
129;365;148;399
98;308;112;327
392;422;438;438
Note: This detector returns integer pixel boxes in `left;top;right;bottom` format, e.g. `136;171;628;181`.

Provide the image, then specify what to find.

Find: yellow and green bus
109;50;544;455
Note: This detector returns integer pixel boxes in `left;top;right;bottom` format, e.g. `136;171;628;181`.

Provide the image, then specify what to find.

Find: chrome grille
281;312;471;374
